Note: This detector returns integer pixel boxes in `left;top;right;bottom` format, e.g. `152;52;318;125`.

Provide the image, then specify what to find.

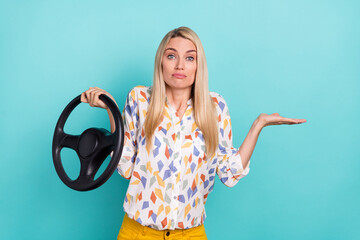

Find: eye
167;54;175;60
186;56;195;61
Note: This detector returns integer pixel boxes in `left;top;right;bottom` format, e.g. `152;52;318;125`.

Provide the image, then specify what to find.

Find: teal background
1;0;359;239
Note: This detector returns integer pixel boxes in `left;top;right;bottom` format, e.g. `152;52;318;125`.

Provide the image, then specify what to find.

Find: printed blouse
116;86;250;230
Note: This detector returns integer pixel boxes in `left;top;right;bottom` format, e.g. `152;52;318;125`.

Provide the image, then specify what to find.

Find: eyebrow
165;48;197;53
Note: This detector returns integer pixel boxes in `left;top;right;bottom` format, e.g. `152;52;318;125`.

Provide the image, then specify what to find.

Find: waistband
122;213;205;238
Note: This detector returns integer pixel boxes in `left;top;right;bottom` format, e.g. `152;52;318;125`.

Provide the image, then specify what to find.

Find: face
162;37;197;92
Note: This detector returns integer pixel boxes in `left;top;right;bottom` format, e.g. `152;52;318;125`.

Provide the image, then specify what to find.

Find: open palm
259;113;307;127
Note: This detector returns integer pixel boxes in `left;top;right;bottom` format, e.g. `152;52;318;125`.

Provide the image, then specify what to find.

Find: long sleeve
116;89;139;179
213;94;250;187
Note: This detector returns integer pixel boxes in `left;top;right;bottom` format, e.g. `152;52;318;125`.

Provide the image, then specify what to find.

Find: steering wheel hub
79;130;98;158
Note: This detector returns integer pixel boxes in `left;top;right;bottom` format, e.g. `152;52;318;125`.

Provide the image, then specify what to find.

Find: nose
175;58;184;70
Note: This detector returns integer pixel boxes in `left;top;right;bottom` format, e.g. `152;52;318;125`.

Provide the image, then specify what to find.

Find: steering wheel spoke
78;156;93;180
102;133;116;149
61;133;80;150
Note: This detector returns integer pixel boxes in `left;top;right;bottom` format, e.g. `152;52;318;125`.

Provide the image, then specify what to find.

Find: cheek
189;63;197;76
162;60;172;75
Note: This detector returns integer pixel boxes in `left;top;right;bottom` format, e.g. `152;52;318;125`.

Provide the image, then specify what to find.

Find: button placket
168;104;181;226
167;101;191;227
173;120;181;226
174;110;187;224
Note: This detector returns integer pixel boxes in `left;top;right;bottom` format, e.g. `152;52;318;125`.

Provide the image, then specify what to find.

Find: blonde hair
144;26;218;157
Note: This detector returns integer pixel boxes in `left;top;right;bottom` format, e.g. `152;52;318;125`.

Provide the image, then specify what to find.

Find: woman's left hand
257;113;307;128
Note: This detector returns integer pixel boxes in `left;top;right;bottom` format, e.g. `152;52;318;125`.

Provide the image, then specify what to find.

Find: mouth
172;73;187;79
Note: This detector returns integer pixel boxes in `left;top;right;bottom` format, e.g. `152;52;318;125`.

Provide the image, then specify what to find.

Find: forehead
165;37;196;52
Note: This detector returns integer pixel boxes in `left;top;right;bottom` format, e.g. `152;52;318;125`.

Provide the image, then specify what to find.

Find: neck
165;85;192;111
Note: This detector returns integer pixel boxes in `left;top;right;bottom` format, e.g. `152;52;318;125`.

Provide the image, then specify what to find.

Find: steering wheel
52;94;124;191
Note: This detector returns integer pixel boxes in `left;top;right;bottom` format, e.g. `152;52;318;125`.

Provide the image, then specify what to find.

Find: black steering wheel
52;94;124;191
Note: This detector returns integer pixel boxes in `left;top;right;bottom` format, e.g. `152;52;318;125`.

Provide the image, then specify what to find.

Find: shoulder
127;86;152;103
209;91;229;114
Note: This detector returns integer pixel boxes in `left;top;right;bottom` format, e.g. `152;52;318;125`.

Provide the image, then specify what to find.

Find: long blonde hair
144;26;219;157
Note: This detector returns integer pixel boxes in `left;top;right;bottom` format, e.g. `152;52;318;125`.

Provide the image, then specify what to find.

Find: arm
238;117;263;169
238;113;307;168
107;109;116;133
214;95;251;187
215;94;306;187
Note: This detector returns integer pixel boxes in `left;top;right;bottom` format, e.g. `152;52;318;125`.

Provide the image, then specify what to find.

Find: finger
94;91;107;109
90;88;101;106
283;117;300;124
92;89;105;106
93;90;102;105
85;90;91;106
80;92;88;103
89;89;94;106
90;88;99;107
285;117;306;123
266;116;295;125
294;119;307;124
283;118;306;124
86;88;96;107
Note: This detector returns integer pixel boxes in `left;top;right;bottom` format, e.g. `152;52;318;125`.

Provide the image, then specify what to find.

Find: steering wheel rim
52;94;124;191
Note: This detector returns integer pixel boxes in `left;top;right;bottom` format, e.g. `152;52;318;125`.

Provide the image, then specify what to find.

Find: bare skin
238;113;306;168
81;37;307;169
161;37;197;119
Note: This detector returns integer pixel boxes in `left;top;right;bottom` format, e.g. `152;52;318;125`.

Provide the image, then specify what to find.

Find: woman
81;26;306;240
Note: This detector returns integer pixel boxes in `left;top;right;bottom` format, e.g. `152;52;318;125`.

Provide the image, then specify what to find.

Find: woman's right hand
81;87;117;109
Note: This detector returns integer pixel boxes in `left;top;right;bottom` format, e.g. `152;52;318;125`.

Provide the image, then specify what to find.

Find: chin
165;81;194;90
167;84;193;90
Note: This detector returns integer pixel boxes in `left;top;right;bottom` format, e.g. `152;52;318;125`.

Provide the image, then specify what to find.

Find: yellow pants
117;214;207;240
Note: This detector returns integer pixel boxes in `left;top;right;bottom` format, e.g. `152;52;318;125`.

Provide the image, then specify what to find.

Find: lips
172;73;187;79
